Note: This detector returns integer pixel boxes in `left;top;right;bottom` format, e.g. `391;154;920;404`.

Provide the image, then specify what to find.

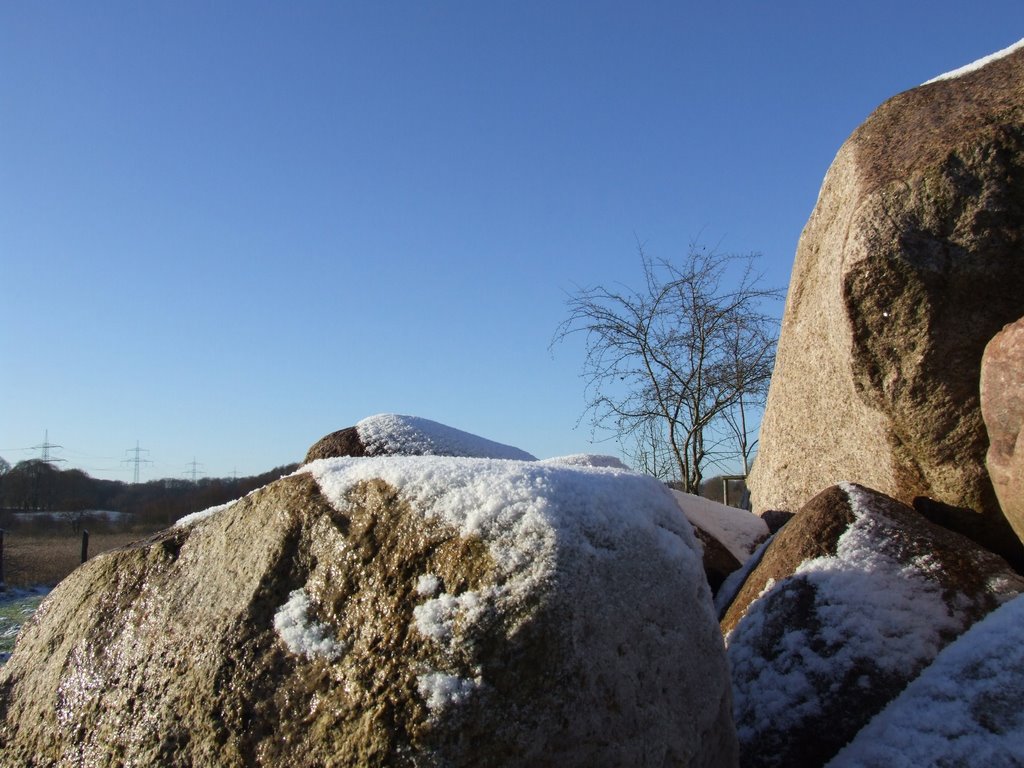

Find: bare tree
720;313;777;475
553;244;781;493
619;415;677;481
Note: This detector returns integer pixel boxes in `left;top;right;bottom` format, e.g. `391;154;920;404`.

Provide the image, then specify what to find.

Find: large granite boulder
723;483;1024;768
981;316;1024;544
0;454;736;766
828;592;1024;767
304;413;537;463
748;42;1024;555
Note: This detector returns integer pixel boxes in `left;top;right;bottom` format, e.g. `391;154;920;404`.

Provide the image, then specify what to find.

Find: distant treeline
0;459;300;528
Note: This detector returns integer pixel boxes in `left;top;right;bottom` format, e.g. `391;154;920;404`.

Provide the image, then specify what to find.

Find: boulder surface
748;42;1024;553
1;452;735;767
724;483;1024;768
981;316;1024;544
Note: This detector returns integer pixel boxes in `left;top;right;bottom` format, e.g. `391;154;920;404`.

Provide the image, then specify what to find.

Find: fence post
81;530;89;564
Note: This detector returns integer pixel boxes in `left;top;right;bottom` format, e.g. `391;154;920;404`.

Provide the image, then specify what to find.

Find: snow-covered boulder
827;593;1024;768
748;39;1024;568
304;413;537;463
670;490;769;593
0;455;737;766
723;483;1024;768
671;491;767;564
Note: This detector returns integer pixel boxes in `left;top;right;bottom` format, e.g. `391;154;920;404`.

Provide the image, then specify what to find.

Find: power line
186;457;204;483
123;441;152;484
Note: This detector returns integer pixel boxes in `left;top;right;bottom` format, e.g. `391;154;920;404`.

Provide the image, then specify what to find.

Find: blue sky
3;2;1022;482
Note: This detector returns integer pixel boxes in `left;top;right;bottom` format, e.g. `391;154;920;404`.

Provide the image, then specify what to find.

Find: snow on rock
540;453;630;469
273;588;346;661
725;483;1024;768
416;671;483;713
174;499;238;527
355;413;537;460
670;490;768;563
923;37;1024;84
414;573;440;596
827;593;1024;767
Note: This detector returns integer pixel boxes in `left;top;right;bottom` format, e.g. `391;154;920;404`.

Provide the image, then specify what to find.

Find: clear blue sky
3;2;1022;482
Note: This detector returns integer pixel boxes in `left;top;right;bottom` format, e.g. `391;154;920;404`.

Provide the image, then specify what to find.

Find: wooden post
81;530;89;564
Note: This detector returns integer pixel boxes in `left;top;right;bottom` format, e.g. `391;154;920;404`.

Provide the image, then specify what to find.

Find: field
0;527;168;664
1;528;162;589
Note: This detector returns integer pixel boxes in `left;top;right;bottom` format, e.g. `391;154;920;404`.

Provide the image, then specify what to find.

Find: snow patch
415;573;441;597
923;38;1024;84
413;590;486;643
417;671;482;712
273;588;345;661
355;413;536;460
828;594;1024;767
302;455;697;610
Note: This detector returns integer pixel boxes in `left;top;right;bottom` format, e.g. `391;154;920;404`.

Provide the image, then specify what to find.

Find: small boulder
981;317;1024;548
723;483;1024;768
304;413;537;463
1;455;736;766
304;425;368;461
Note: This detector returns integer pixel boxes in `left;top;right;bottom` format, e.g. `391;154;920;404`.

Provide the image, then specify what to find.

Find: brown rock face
723;483;1024;768
0;458;736;767
720;485;854;636
749;46;1024;547
692;527;742;595
304;426;368;462
981;317;1024;545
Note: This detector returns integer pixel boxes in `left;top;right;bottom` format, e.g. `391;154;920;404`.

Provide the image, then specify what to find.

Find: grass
2;528;162;590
